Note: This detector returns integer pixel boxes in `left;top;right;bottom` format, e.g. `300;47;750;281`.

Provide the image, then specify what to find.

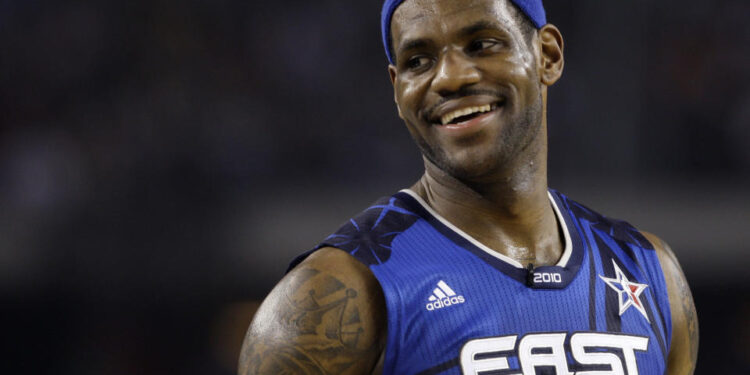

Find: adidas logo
426;280;466;311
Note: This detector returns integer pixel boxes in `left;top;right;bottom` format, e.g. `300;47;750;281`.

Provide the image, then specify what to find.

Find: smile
436;100;504;126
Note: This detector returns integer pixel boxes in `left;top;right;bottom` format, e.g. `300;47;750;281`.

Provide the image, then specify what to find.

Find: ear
388;64;404;119
537;24;564;86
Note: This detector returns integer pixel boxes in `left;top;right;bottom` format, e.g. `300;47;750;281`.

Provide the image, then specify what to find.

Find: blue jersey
289;189;672;375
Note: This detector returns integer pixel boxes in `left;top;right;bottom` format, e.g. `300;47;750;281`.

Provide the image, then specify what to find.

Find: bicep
238;248;387;375
644;232;699;375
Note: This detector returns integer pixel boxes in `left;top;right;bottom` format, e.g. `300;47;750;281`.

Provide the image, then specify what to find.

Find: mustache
423;88;507;121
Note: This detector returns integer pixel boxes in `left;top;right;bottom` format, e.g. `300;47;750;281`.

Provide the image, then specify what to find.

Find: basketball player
238;0;699;373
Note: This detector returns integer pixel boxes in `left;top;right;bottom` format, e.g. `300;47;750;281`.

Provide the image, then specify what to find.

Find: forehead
391;0;522;45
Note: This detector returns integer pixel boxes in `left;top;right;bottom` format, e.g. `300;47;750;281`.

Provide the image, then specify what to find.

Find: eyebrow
458;20;503;37
396;20;504;58
396;39;432;58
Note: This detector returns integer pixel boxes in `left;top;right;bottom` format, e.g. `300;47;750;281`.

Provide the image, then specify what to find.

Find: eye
405;55;432;71
468;39;501;53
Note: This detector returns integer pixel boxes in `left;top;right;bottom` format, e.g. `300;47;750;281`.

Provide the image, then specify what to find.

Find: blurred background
1;0;748;373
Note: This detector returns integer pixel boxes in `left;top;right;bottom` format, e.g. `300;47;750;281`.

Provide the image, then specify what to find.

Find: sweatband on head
381;0;546;64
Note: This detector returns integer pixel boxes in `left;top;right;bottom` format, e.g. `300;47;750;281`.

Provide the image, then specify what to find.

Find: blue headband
381;0;546;64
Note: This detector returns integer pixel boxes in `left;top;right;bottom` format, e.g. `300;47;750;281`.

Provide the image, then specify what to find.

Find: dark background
1;0;748;373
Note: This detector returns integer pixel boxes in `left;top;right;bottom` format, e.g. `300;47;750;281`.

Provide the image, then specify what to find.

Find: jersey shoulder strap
287;194;420;272
557;192;654;250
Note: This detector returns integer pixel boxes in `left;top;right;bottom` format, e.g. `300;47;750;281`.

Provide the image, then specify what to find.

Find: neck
409;121;563;267
419;153;549;221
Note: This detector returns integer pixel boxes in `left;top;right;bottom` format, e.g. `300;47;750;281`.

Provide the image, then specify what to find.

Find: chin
430;147;509;182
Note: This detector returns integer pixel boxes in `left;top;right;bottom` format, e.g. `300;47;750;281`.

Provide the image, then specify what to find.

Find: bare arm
643;232;699;375
238;247;387;375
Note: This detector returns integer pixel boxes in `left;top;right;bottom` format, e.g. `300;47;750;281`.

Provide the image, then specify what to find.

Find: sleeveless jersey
289;189;672;375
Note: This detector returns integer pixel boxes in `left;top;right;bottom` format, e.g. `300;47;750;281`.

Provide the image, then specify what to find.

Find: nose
431;49;481;97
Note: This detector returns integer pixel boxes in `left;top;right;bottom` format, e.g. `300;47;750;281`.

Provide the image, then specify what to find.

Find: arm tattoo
239;267;381;375
661;239;699;370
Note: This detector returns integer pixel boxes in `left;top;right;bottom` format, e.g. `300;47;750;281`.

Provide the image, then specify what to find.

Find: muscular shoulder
239;247;387;375
641;232;699;375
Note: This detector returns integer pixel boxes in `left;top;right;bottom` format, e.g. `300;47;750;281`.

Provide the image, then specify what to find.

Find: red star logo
599;260;650;322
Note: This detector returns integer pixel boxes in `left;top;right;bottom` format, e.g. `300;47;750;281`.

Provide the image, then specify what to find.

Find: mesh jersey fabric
288;189;672;375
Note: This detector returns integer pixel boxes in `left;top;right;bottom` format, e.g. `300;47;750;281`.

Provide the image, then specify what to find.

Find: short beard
416;91;544;183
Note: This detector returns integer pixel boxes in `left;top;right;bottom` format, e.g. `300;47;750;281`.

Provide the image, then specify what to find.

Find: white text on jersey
461;332;649;374
533;272;562;284
426;280;466;311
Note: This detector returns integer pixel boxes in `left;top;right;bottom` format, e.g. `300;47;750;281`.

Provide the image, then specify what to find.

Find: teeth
440;104;493;125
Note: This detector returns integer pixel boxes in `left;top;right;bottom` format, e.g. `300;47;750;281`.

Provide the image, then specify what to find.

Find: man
239;0;699;374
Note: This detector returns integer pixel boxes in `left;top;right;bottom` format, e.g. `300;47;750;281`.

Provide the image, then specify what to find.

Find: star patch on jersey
599;260;650;322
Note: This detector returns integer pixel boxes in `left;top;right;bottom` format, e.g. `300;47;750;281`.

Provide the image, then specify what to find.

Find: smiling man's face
389;0;546;181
